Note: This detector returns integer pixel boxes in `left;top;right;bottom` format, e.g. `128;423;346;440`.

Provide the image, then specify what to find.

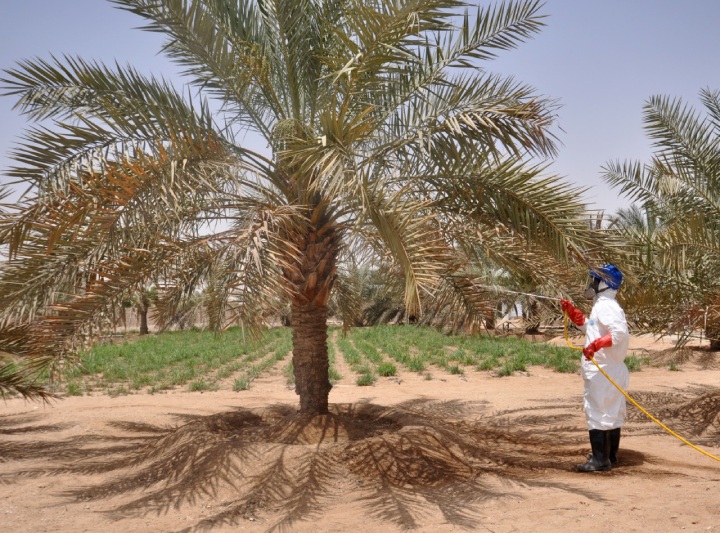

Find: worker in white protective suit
561;264;629;472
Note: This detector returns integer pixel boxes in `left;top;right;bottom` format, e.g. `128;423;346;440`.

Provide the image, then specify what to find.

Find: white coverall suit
576;290;630;430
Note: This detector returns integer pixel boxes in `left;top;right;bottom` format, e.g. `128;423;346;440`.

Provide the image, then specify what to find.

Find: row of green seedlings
349;325;467;379
334;330;397;386
352;325;583;377
209;330;292;392
64;327;292;396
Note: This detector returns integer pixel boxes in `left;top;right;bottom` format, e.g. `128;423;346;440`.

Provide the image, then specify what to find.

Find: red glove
561;299;585;326
583;333;613;360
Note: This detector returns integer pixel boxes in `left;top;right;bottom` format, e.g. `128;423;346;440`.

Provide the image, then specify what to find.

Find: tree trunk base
292;303;332;415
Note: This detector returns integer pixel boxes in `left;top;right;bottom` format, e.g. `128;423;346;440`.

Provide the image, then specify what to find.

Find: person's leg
587;427;621;464
577;429;611;472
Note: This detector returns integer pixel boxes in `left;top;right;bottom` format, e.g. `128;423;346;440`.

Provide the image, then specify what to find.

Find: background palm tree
0;0;605;410
603;88;720;347
123;285;158;335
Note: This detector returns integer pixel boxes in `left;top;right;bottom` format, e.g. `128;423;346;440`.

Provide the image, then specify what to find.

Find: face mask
584;277;601;300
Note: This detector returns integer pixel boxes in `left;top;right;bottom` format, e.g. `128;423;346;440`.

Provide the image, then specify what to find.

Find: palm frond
0;361;58;402
644;94;720;169
2;55;223;190
431;156;602;261
362;187;452;316
603;88;720;342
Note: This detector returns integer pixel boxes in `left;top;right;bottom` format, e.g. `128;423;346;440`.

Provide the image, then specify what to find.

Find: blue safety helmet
589;264;623;290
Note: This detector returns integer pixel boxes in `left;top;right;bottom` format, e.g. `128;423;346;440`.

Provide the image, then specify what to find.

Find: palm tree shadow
1;398;620;532
20;385;720;532
627;386;720;446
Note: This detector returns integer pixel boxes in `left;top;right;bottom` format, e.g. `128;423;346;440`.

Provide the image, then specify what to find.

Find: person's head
584;264;623;300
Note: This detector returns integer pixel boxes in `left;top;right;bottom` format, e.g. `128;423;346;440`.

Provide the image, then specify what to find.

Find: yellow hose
563;312;720;464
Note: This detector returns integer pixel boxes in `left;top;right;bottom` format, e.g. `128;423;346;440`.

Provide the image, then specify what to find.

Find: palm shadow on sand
2;388;719;532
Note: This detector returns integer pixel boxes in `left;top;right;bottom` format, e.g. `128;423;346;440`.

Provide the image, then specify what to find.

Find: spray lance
471;284;563;303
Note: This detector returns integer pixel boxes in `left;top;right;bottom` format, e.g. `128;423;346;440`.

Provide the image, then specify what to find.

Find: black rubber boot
577;429;611;472
586;428;621;465
609;427;621;465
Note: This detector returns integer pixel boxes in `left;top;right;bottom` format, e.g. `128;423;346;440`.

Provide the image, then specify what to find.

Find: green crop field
57;324;646;396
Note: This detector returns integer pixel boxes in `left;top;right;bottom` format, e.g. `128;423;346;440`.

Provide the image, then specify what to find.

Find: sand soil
2;333;720;533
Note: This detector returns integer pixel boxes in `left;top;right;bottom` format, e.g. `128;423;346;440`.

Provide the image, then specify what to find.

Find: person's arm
582;334;612;360
561;299;587;332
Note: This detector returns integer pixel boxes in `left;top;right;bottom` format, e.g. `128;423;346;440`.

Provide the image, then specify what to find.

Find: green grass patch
329;366;342;382
448;365;463;375
233;377;251;391
188;379;217;392
356;373;376;386
625;354;648;372
377;361;397;377
407;357;426;372
65;382;83;396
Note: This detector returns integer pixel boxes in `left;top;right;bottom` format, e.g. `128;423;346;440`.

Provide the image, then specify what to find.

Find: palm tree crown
603;88;720;346
0;0;601;410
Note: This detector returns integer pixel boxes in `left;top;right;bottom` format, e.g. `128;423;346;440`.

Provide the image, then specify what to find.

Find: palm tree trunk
704;307;720;351
291;302;331;414
484;307;496;330
139;307;149;335
706;325;720;351
138;294;150;335
284;219;339;415
524;299;540;334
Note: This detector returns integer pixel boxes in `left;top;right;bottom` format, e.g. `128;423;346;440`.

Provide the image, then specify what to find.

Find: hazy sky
2;0;720;214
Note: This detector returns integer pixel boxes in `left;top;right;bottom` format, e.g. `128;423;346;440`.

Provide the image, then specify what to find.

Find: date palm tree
0;0;600;410
603;88;720;347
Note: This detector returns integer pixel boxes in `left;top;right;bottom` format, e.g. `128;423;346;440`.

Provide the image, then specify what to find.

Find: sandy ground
2;332;720;533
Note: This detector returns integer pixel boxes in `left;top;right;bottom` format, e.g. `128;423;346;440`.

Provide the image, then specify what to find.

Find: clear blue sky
2;0;720;214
